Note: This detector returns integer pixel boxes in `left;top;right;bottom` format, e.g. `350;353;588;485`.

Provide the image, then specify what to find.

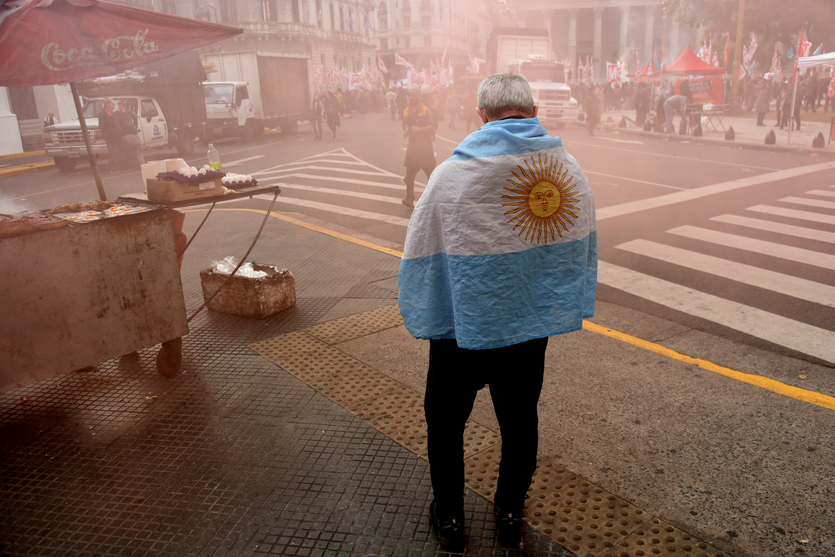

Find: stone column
593;7;603;78
619;6;630;60
670;16;681;65
568;8;577;70
543;9;554;59
643;5;654;68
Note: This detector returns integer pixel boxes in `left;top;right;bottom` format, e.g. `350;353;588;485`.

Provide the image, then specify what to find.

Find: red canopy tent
0;0;242;199
663;46;725;76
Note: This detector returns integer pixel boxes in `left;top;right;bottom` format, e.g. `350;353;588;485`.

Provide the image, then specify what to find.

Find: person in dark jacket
400;91;436;208
325;92;341;139
754;79;771;126
116;100;145;169
97;98;122;174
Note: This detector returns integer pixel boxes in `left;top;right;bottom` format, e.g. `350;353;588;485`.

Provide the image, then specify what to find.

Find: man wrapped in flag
399;73;597;550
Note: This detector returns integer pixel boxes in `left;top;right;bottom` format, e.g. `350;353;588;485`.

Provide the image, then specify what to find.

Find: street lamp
728;0;745;114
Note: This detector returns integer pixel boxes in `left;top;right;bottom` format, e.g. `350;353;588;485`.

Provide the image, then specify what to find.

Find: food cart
0;184;280;394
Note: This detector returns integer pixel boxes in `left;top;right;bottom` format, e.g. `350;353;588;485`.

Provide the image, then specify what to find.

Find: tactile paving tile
464;420;501;458
605;517;730;557
315;366;402;408
250;330;364;388
352;387;425;434
464;444;502;500
525;460;650;557
390;422;428;458
304;303;403;345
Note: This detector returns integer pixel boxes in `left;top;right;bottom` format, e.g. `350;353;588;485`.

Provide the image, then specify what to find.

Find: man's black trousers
424;336;548;518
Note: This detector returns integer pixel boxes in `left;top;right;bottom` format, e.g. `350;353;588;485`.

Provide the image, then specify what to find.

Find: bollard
765;130;776;145
619;116;627;128
812;132;825;148
725;127;735;140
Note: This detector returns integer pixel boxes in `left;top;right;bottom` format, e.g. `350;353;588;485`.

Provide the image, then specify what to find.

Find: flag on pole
798;28;812;58
395;53;412;68
441;48;447;67
813;44;823;56
828;74;835;99
770;47;783;82
742;32;757;72
606;62;620;84
377;54;388;73
724;35;730;71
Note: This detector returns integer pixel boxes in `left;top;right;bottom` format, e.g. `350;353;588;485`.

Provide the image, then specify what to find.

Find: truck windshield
82;98;136;119
519;62;566;83
204;84;234;104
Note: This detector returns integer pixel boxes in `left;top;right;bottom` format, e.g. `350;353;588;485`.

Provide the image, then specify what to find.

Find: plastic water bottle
207;143;222;171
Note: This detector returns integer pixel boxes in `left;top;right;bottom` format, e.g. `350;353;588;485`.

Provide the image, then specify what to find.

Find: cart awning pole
70;82;107;201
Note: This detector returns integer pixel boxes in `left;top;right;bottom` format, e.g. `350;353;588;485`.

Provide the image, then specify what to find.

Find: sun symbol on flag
502;153;579;243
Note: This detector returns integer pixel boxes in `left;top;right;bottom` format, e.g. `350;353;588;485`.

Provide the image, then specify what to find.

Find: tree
668;0;835;70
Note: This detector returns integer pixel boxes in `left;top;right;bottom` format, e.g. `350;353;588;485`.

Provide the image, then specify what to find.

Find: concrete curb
0;159;55;178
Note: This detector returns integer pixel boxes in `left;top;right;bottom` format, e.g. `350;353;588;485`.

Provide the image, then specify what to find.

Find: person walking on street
398;72;597;551
582;88;600;136
663;94;687;135
385;88;397;120
115;100;145;170
309;93;324;140
43;112;57;127
754;78;771;126
325;92;341;139
400;91;436;208
97;98;123;174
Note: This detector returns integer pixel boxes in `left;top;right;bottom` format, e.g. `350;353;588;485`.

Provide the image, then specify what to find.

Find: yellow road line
188;206;835;412
582;320;835;411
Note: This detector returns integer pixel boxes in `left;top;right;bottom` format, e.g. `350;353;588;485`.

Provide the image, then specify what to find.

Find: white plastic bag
211;256;267;278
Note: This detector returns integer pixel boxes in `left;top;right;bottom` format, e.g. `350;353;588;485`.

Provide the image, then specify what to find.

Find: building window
339;6;345;30
219;0;237;23
378;1;387;31
160;0;175;14
262;0;277;21
291;0;300;22
381;38;388;50
424;35;430;47
404;36;410;48
330;2;335;30
403;15;410;28
316;0;322;28
421;14;430;27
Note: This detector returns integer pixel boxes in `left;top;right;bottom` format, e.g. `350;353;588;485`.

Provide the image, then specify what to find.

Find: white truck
202;52;310;140
43;52;206;171
487;27;579;128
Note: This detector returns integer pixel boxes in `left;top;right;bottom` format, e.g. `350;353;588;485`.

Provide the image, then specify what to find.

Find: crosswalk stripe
259;173;425;194
778;196;835;210
806;189;835;198
598;261;835;364
261;182;405;205
711;214;835;244
253;165;391;178
616;239;835;307
597;161;835;221
668;225;835;270
747;204;835;225
223;155;265;167
254;194;411;227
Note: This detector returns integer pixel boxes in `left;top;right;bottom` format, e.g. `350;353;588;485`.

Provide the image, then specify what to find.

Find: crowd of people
571;67;833;137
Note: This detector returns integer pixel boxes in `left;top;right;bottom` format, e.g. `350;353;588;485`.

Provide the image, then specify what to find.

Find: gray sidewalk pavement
2;203;788;557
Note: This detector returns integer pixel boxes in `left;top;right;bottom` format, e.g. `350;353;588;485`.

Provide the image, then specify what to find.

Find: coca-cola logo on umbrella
41;28;159;72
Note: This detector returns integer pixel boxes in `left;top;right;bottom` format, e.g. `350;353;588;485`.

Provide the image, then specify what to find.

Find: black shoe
429;500;465;550
494;505;524;547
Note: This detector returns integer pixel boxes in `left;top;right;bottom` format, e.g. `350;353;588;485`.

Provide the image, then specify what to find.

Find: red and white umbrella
0;0;243;198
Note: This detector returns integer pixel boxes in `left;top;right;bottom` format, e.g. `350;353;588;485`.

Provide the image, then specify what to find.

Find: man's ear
476;107;489;124
531;105;538;118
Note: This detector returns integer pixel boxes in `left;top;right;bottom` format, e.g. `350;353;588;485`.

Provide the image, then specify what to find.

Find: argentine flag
399;118;597;350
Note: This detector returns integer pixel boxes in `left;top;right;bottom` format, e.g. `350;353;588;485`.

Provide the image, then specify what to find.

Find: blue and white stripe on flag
398;118;597;350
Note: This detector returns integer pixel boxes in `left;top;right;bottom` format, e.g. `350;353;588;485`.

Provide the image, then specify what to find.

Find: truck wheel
53;157;77;172
176;137;195;156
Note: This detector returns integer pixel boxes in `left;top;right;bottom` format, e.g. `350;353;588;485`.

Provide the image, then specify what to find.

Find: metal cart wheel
156;337;182;377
